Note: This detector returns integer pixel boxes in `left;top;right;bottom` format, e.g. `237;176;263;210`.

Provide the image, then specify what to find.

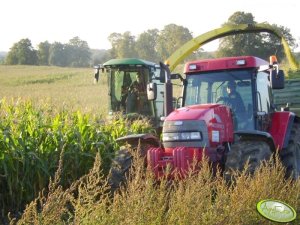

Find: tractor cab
94;58;165;125
181;56;285;132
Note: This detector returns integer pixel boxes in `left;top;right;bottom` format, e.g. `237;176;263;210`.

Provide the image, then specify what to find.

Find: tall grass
12;151;300;225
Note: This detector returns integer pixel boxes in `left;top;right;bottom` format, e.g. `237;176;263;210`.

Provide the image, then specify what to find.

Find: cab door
256;71;273;131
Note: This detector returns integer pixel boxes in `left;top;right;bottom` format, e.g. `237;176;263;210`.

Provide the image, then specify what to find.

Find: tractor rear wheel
224;140;272;181
108;149;133;193
280;122;300;179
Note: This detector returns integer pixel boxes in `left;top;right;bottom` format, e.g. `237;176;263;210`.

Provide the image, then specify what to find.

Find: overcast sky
1;0;299;52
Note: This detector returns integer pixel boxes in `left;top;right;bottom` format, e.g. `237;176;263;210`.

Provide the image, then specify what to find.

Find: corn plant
0;98;154;224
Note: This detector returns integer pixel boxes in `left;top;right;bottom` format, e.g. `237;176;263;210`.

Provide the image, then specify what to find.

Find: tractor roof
184;56;268;74
103;58;157;67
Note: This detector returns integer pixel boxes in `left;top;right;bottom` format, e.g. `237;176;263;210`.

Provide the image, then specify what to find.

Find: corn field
0;98;153;224
1;65;300;224
1;98;299;225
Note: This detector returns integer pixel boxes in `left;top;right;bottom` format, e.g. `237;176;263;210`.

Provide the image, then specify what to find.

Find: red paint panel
184;56;268;74
147;147;204;179
269;112;293;150
166;104;234;145
166;104;216;121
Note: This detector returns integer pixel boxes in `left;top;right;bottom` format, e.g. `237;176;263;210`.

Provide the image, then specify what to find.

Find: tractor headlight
163;132;202;141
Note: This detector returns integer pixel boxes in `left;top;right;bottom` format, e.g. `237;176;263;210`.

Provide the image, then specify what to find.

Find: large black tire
108;149;133;193
280;122;300;179
224;140;272;181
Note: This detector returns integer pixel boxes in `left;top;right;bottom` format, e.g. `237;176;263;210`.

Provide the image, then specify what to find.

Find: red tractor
146;55;300;180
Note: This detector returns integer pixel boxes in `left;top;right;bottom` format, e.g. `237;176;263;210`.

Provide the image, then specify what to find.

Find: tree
6;38;38;65
216;11;297;61
49;42;67;67
216;11;262;58
107;32;122;59
67;36;91;67
259;24;297;60
108;32;137;58
119;32;137;58
135;29;160;62
91;49;111;65
296;52;300;62
48;37;91;67
156;24;193;61
37;41;51;65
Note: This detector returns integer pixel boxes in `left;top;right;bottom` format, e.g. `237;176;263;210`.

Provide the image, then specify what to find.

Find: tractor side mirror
94;65;100;83
147;82;157;100
170;73;184;82
270;69;285;89
159;62;171;83
159;69;165;83
93;64;104;83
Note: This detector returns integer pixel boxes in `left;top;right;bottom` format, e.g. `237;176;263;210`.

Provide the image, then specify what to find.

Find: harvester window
126;70;152;115
110;70;123;110
109;69;152;116
152;82;164;117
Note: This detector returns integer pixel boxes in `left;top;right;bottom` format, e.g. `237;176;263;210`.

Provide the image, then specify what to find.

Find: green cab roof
103;58;157;67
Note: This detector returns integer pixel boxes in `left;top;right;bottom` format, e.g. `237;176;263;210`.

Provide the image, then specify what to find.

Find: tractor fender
269;112;298;150
281;114;300;149
234;130;276;151
116;133;161;148
281;114;300;148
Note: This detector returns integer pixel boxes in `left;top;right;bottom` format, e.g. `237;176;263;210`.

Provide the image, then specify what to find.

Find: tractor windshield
108;67;152;116
184;69;254;130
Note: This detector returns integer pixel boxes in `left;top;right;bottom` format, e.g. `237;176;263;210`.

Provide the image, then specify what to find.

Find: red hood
166;104;220;121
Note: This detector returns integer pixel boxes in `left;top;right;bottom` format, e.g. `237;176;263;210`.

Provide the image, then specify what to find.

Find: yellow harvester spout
166;23;299;72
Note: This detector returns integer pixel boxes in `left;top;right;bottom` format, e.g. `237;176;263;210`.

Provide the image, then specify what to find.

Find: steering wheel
216;97;222;103
216;96;230;104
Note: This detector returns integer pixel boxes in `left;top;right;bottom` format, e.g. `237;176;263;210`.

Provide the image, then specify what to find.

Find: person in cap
217;81;245;114
129;72;144;94
127;71;147;114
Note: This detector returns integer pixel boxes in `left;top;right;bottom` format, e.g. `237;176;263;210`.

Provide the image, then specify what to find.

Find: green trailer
274;78;300;115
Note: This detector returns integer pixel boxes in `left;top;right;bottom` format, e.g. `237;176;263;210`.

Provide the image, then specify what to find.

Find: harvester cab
94;58;167;127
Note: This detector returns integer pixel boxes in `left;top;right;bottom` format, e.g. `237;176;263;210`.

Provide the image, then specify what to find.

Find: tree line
2;11;299;67
4;37;91;67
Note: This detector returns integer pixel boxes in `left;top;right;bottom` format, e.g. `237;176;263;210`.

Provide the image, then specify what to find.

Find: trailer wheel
108;149;133;194
280;122;300;179
224;140;272;181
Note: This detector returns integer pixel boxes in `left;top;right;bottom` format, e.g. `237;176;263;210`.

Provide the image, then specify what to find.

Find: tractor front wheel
108;149;133;194
108;141;152;194
224;140;272;181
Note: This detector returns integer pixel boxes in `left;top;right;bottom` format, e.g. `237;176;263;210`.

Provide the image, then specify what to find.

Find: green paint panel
274;79;300;115
103;58;156;67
